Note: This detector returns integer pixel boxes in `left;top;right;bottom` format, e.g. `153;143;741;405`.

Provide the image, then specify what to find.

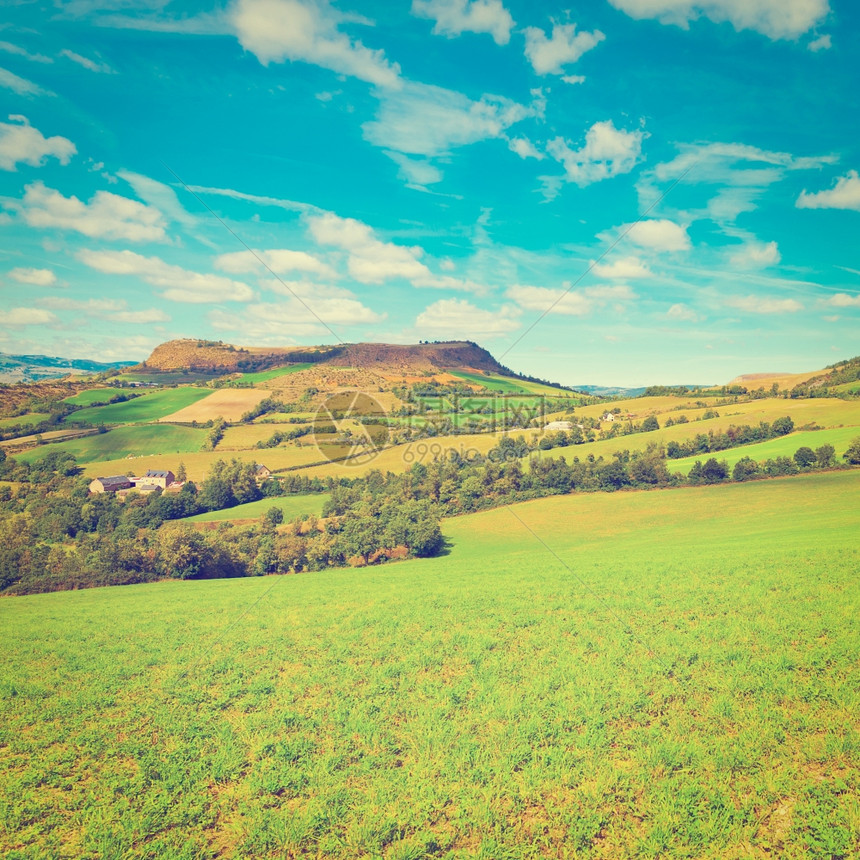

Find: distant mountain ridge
0;351;136;383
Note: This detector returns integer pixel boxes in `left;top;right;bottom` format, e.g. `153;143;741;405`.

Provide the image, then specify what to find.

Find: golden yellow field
728;368;825;389
217;423;311;449
160;389;271;423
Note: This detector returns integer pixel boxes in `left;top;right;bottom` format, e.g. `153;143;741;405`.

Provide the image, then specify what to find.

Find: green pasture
14;424;206;465
0;413;49;430
1;471;859;858
62;388;134;406
184;493;330;522
447;370;532;393
668;426;860;475
72;388;211;425
236;363;315;384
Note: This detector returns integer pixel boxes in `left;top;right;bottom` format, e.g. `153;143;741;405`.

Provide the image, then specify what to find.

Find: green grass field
236;364;315;384
668;426;860;474
72;388;211;424
14;424;207;465
1;471;858;858
448;370;533;393
184;494;330;523
62;388;133;406
0;413;50;430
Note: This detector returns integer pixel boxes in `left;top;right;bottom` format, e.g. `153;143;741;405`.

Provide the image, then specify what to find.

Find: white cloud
667;303;700;321
384;151;444;187
545;120;644;188
416;298;520;337
8;267;57;286
725;294;803;313
307;211;431;284
523;22;604;75
59;49;115;73
37;295;170;323
507;283;635;316
807;33;831;51
826;293;860;308
17;181;167;242
591;256;652;279
230;0;400;87
77;249;254;303
797;171;860;211
1;307;57;326
0;116;75;171
561;74;585;85
364;80;539;158
210;294;383;342
0;67;49;97
0;42;52;64
607;0;830;40
728;240;780;267
215;248;337;278
617;218;691;252
117;170;196;225
411;0;514;45
508;137;544;160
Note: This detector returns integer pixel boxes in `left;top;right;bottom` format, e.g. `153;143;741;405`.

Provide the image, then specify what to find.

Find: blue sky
0;0;857;385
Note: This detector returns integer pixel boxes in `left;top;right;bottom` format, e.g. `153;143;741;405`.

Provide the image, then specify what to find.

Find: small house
164;481;186;494
601;412;616;422
254;464;272;481
141;469;175;489
89;476;133;494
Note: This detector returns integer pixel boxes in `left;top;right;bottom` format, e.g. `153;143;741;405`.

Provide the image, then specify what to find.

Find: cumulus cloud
667;303;700;321
8;266;57;286
210;293;384;342
17;181;167;242
412;0;514;44
364;80;540;159
508;137;544;160
797;170;860;211
230;0;400;87
612;218;691;252
384;151;445;187
215;248;337;278
826;293;860;308
77;249;254;303
307;211;431;284
0;67;49;96
545;120;644;188
729;240;780;267
416;298;520;337
523;22;604;75
607;0;830;40
725;294;803;313
37;295;170;323
591;256;652;279
507;283;635;316
60;49;115;73
807;33;831;51
0;116;75;171
1;307;57;326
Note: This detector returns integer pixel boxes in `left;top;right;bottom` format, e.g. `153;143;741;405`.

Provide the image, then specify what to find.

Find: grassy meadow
184;493;330;523
73;388;211;425
62;388;132;406
1;471;858;858
236;363;315;384
15;424;207;465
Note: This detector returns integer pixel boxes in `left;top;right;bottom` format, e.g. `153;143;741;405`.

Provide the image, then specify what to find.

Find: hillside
0;351;135;384
138;338;510;377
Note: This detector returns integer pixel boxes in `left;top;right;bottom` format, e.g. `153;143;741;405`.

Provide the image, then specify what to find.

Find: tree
772;416;794;436
641;415;659;432
793;446;817;468
264;506;284;528
732;457;759;482
176;461;187;482
815;444;836;468
700;458;728;484
844;436;860;465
